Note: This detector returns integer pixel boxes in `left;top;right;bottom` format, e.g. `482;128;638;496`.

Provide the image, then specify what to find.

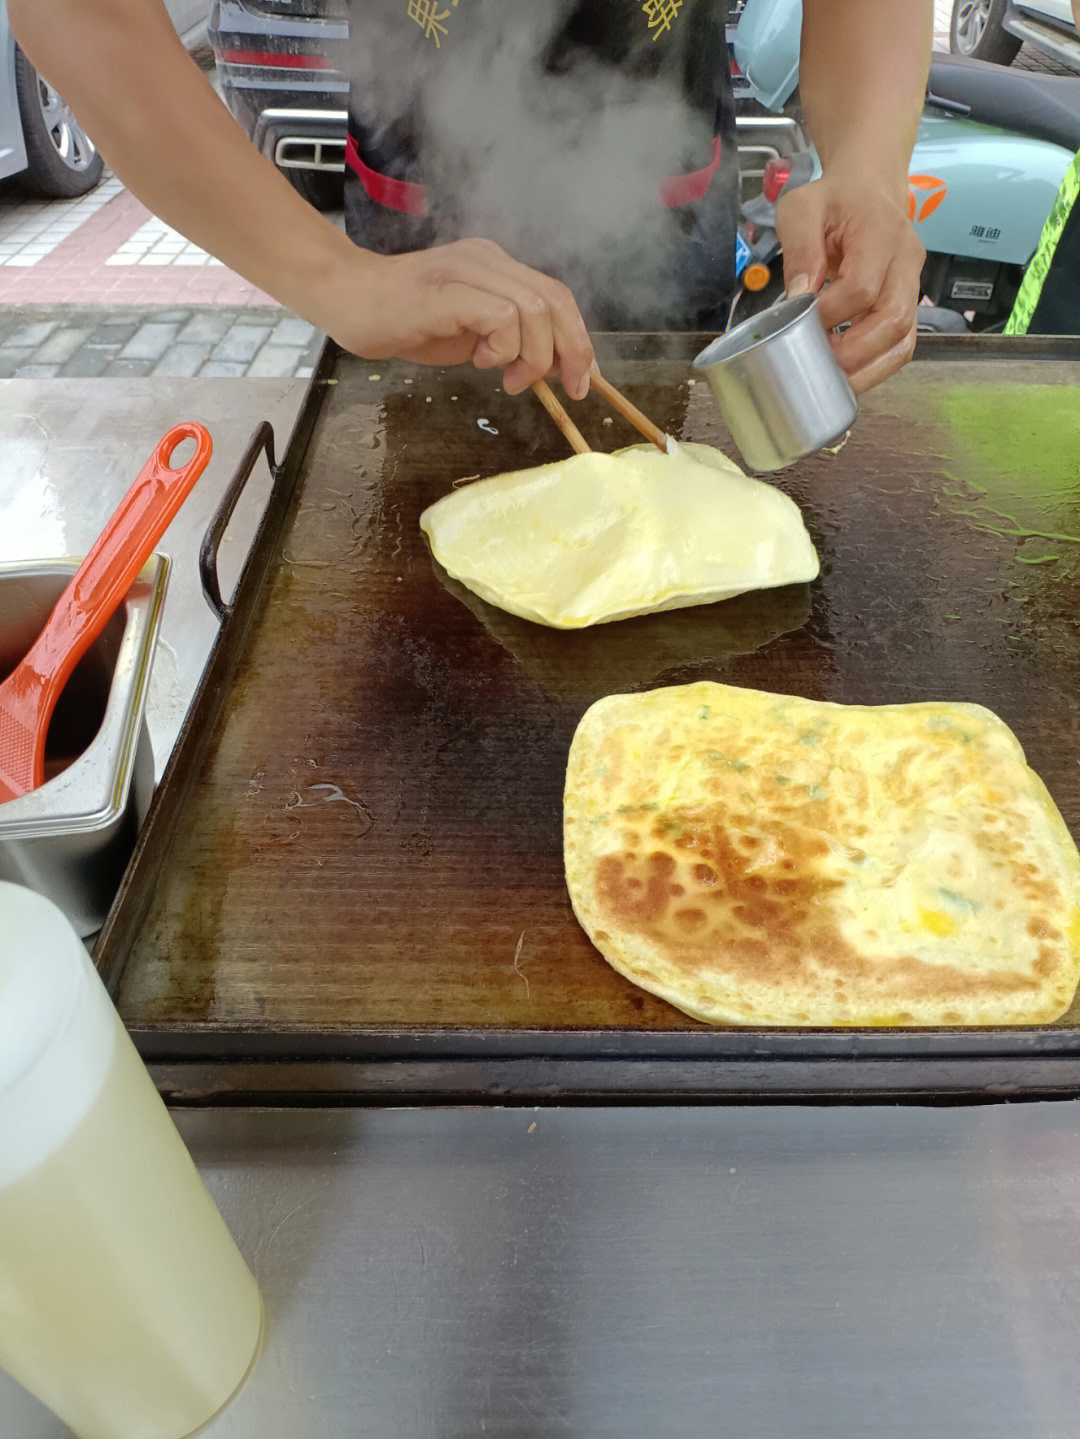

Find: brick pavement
0;306;321;381
0;155;327;378
0;52;324;379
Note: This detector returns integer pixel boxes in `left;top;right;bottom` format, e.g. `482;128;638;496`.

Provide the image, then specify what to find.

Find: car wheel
949;0;1022;64
14;46;105;199
284;167;344;213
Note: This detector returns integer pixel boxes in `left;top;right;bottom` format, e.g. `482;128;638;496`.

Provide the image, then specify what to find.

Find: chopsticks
531;372;669;456
531;379;591;455
588;371;669;452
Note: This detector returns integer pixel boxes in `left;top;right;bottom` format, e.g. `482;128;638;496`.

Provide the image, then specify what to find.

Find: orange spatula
0;422;213;804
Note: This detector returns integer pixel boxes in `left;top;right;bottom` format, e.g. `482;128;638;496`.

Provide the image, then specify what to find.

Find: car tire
284;167;344;212
949;0;1023;64
14;46;104;199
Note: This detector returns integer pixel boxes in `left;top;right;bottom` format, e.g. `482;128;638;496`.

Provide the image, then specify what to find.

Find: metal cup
693;294;858;472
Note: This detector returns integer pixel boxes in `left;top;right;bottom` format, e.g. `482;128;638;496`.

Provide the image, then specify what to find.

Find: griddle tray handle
199;422;278;622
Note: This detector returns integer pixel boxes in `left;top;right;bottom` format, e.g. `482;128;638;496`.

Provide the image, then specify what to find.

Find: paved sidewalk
0;172;301;308
0;161;334;376
0;305;321;381
0;161;329;379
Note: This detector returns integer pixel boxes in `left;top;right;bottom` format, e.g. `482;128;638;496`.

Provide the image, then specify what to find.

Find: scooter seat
927;53;1080;155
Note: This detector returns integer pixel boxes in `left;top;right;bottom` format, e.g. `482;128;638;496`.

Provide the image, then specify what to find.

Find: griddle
95;335;1080;1101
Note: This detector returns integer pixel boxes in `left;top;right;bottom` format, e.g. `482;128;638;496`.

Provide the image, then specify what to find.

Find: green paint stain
936;385;1080;548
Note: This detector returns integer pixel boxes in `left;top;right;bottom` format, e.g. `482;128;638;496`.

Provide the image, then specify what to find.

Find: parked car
210;0;349;211
951;0;1080;70
0;15;102;197
166;0;212;51
0;1;210;198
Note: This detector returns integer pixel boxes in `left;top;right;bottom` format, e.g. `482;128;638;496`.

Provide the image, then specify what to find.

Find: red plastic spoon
0;422;213;804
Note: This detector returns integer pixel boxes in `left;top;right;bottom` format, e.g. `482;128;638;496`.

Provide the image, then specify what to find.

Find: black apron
342;0;737;330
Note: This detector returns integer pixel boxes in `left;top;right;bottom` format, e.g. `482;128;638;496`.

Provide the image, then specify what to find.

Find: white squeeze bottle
0;881;262;1438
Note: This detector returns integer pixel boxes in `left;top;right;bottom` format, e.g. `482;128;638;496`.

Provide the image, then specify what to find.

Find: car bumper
210;0;348;170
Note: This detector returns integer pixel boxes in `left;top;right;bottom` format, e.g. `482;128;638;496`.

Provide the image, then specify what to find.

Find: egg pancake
564;683;1080;1027
420;442;818;628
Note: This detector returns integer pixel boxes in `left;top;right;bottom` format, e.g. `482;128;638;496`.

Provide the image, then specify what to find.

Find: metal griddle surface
105;341;1080;1048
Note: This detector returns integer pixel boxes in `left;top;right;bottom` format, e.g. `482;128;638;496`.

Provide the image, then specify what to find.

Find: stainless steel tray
0;556;165;935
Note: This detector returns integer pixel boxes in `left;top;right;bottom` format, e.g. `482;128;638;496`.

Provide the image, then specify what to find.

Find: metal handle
925;89;970;117
199;422;277;622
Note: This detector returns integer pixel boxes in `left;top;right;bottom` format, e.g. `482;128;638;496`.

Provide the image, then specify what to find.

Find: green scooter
733;0;1079;329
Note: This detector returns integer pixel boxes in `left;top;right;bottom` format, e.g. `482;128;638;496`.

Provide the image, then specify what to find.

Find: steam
344;4;726;328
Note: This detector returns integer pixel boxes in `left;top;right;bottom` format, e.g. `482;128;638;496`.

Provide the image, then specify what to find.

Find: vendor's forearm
7;0;360;332
800;0;932;197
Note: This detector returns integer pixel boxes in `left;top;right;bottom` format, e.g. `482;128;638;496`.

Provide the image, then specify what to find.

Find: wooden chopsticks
588;371;669;451
531;379;591;455
531;372;669;456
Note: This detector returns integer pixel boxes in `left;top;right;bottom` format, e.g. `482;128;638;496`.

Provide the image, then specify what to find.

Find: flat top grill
95;337;1080;1097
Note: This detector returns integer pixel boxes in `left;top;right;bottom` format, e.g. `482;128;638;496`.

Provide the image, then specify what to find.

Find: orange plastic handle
25;422;213;711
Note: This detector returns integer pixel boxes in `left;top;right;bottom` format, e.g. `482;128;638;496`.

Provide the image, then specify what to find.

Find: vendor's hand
328;237;595;400
775;176;925;394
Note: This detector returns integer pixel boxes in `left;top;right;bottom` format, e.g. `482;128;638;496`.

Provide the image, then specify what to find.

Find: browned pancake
563;683;1080;1026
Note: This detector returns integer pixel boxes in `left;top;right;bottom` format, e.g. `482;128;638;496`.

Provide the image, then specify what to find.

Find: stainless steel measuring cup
693;294;858;471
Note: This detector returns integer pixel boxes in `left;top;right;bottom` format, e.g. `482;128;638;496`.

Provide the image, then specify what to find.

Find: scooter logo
908;175;947;223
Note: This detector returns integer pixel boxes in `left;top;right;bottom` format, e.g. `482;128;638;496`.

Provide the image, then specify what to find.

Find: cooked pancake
564;682;1080;1026
420;441;818;628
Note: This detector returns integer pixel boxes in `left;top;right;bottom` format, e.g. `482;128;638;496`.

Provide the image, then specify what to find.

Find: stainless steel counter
0;379;307;777
5;1102;1080;1438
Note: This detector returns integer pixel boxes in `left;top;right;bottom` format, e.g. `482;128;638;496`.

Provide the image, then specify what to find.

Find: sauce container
0;556;166;936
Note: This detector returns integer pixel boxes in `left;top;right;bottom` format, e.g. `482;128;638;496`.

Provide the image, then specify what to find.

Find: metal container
693;293;858;471
0;556;168;936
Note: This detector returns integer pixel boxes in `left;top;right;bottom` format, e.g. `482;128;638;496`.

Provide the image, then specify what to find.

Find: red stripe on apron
657;136;723;208
345;133;722;215
345;134;430;217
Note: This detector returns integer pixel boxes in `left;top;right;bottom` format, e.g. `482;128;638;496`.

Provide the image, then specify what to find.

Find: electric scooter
730;0;1080;329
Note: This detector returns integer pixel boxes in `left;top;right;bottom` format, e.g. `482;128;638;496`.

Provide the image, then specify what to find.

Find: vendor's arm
774;0;932;393
7;0;594;398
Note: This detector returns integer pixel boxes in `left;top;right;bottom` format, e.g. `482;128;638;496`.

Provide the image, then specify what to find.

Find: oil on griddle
111;351;1080;1036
